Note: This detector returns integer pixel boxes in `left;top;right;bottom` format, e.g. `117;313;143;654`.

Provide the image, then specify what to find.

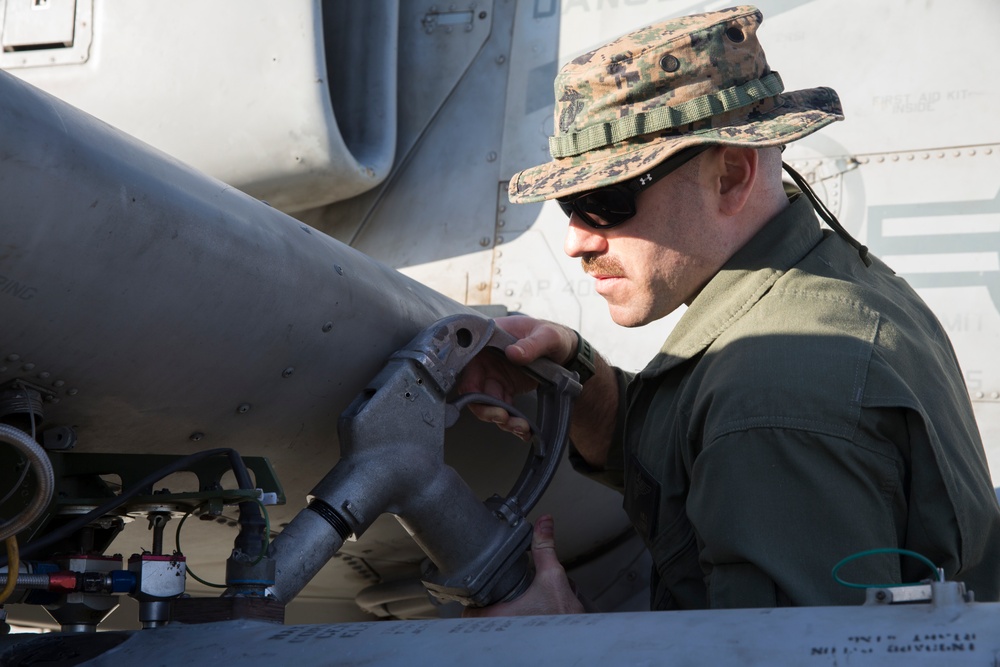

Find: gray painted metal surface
0;66;465;468
7;584;990;666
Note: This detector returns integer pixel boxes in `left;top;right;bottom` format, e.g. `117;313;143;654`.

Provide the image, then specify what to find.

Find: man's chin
607;301;677;329
607;306;649;329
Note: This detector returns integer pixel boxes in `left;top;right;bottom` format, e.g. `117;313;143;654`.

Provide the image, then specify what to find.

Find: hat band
548;71;784;159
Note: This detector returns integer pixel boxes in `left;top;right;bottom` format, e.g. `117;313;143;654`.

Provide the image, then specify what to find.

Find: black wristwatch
564;330;596;385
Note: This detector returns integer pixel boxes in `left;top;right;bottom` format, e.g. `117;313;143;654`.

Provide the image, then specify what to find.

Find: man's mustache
582;254;625;277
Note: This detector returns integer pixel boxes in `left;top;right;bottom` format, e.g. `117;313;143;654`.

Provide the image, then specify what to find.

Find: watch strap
565;330;596;384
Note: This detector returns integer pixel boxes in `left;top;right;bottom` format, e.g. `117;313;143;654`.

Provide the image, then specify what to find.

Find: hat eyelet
725;26;745;43
659;54;680;73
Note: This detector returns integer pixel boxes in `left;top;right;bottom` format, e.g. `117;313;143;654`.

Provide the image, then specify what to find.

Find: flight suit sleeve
685;420;910;607
567;367;633;493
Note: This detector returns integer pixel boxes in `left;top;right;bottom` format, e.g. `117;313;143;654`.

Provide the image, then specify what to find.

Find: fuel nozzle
266;314;580;608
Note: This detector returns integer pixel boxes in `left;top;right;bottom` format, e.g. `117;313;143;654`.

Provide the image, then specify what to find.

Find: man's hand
457;316;578;441
462;515;585;617
458;315;618;468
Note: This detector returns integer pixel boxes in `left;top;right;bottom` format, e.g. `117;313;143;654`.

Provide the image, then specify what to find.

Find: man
460;5;1000;614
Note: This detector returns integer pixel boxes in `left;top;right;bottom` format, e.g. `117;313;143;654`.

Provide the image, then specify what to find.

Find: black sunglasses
557;144;711;229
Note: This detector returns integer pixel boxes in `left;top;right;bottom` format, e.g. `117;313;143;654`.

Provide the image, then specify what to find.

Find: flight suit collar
639;194;825;379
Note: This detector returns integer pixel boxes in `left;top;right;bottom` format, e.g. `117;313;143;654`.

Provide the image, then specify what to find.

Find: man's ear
716;146;758;216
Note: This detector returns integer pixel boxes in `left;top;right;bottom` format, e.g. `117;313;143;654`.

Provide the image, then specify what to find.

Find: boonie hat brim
508;6;844;204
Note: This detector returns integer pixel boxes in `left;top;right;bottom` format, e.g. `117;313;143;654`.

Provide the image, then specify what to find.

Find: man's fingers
467;402;508;425
483;377;512;405
466;403;532;441
461;514;584;617
455;316;572;442
505;325;573;367
530;515;560;569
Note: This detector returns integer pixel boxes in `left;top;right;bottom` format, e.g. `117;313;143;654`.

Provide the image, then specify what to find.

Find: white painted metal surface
2;0;399;212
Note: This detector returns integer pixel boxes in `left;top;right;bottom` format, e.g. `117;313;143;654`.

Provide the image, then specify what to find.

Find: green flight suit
574;195;1000;609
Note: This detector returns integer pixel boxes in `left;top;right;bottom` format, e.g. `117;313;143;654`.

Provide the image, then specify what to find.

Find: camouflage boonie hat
508;5;843;203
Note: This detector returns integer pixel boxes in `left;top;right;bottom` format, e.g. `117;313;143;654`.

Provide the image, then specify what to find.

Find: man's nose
563;214;608;258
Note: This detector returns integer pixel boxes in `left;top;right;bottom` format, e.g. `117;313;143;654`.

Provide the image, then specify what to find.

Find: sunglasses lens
558;188;635;228
578;190;634;225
